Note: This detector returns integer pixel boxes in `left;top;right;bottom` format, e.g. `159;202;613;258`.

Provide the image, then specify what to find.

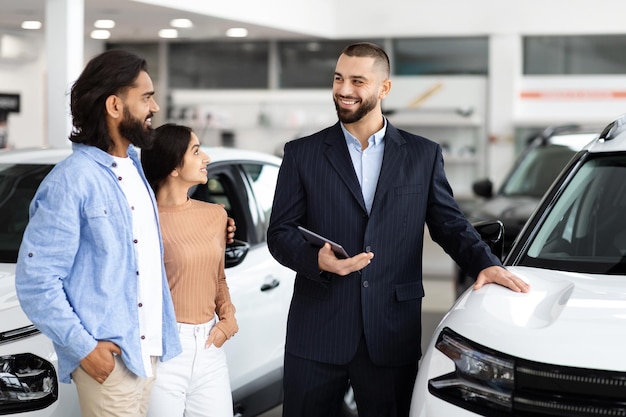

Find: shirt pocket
85;203;114;218
83;201;125;244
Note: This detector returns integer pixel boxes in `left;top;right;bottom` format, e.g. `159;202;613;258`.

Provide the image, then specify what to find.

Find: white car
411;114;626;417
0;146;294;416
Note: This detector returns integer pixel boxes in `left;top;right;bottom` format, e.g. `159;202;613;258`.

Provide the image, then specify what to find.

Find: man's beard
118;107;155;149
334;94;377;124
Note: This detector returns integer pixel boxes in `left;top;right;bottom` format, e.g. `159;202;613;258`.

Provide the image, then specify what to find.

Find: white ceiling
0;0;311;42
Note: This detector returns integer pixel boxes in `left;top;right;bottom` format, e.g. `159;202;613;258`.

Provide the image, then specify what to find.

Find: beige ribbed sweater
158;198;238;339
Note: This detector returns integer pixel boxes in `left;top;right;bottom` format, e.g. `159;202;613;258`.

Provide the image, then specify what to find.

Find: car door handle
260;277;280;292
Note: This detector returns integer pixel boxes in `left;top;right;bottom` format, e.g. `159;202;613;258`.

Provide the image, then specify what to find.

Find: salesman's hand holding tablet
298;226;350;258
298;226;374;276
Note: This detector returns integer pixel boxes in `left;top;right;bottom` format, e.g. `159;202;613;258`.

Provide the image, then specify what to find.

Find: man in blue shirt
15;50;182;417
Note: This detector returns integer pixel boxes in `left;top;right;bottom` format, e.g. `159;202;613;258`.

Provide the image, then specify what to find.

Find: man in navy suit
267;42;530;417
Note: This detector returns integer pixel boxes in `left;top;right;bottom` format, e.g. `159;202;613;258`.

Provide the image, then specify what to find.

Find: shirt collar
72;142;141;168
340;117;388;148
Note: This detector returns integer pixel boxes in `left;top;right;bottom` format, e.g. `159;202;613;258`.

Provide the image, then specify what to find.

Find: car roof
546;132;599;150
0;146;282;166
585;113;626;153
529;124;602;151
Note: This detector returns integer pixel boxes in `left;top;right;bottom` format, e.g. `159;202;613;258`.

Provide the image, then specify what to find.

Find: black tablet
297;226;350;259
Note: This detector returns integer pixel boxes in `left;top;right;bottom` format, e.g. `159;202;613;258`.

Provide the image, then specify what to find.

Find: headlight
428;327;626;417
0;353;58;413
429;327;515;415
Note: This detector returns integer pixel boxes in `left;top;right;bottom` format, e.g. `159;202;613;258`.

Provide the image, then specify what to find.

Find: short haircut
340;42;390;78
141;123;193;194
69;50;148;151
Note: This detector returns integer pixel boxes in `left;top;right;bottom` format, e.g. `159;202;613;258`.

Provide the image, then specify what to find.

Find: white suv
0;146;294;417
411;114;626;417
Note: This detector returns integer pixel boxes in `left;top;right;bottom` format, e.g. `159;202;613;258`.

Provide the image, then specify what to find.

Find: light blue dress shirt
15;143;181;383
341;118;387;214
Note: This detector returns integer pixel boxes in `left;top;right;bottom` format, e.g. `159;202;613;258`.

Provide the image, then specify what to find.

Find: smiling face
117;70;159;149
332;54;391;125
174;132;211;187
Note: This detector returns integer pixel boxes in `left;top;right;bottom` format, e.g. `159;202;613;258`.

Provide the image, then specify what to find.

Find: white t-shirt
112;155;163;377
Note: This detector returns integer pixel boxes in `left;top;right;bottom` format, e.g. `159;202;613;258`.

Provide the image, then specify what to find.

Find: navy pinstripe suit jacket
267;121;499;367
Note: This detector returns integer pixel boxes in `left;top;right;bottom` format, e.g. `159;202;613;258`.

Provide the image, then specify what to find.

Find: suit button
365;245;372;252
362;281;369;288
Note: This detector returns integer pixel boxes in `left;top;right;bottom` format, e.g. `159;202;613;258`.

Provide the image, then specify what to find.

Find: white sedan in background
0;146;293;417
411;115;626;417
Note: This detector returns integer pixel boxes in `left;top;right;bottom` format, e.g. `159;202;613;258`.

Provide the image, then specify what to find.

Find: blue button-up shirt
15;143;181;383
341;119;387;214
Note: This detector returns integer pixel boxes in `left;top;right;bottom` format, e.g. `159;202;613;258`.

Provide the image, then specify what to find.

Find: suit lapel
371;124;406;213
324;123;368;213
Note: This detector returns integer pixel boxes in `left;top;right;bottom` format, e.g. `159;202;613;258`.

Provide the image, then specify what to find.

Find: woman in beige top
141;123;238;417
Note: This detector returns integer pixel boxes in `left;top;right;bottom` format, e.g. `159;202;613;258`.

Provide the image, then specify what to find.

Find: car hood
0;263;34;333
441;266;626;371
470;195;539;227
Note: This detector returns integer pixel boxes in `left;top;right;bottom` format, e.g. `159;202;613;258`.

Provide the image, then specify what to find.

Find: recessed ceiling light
90;29;111;40
306;42;321;52
94;20;115;29
158;29;178;39
170;19;193;29
226;27;248;38
21;21;42;30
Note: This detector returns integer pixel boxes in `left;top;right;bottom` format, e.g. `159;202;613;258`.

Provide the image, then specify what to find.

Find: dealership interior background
3;0;626;299
3;0;626;191
2;1;626;415
2;1;625;303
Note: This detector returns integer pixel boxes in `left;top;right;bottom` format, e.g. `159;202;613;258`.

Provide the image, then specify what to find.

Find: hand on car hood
441;266;626;371
0;264;34;333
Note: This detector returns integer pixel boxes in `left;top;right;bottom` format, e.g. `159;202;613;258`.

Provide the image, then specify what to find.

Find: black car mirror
473;220;504;261
472;178;494;198
225;239;250;268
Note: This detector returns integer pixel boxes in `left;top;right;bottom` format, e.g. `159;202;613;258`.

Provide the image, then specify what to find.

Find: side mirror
225;239;250;268
473;220;504;261
472;178;494;198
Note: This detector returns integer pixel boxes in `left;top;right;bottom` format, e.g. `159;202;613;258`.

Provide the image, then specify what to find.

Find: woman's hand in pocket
205;327;227;348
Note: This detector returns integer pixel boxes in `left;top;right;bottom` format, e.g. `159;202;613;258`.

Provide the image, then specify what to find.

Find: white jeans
146;319;233;417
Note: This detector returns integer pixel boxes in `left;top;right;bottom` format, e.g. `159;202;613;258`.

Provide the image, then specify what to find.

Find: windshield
0;164;52;263
520;153;626;274
501;144;578;198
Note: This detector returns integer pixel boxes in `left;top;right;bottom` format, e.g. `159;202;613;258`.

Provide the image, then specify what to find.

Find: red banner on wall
520;90;626;100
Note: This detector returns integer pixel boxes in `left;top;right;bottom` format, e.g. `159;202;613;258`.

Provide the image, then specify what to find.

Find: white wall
0;33;105;149
0;34;46;149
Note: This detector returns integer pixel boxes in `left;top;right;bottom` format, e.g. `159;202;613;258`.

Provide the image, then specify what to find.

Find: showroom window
168;41;270;89
278;39;383;88
524;35;626;75
392;37;489;75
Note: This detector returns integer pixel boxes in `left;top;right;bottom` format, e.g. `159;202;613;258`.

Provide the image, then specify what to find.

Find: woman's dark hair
69;49;148;151
341;42;390;78
141;123;193;194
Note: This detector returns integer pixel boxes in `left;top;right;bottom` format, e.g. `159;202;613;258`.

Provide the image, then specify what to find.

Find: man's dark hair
341;42;390;78
141;123;193;194
69;50;148;151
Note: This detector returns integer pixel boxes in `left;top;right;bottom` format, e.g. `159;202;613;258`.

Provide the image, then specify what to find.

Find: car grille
514;360;626;417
